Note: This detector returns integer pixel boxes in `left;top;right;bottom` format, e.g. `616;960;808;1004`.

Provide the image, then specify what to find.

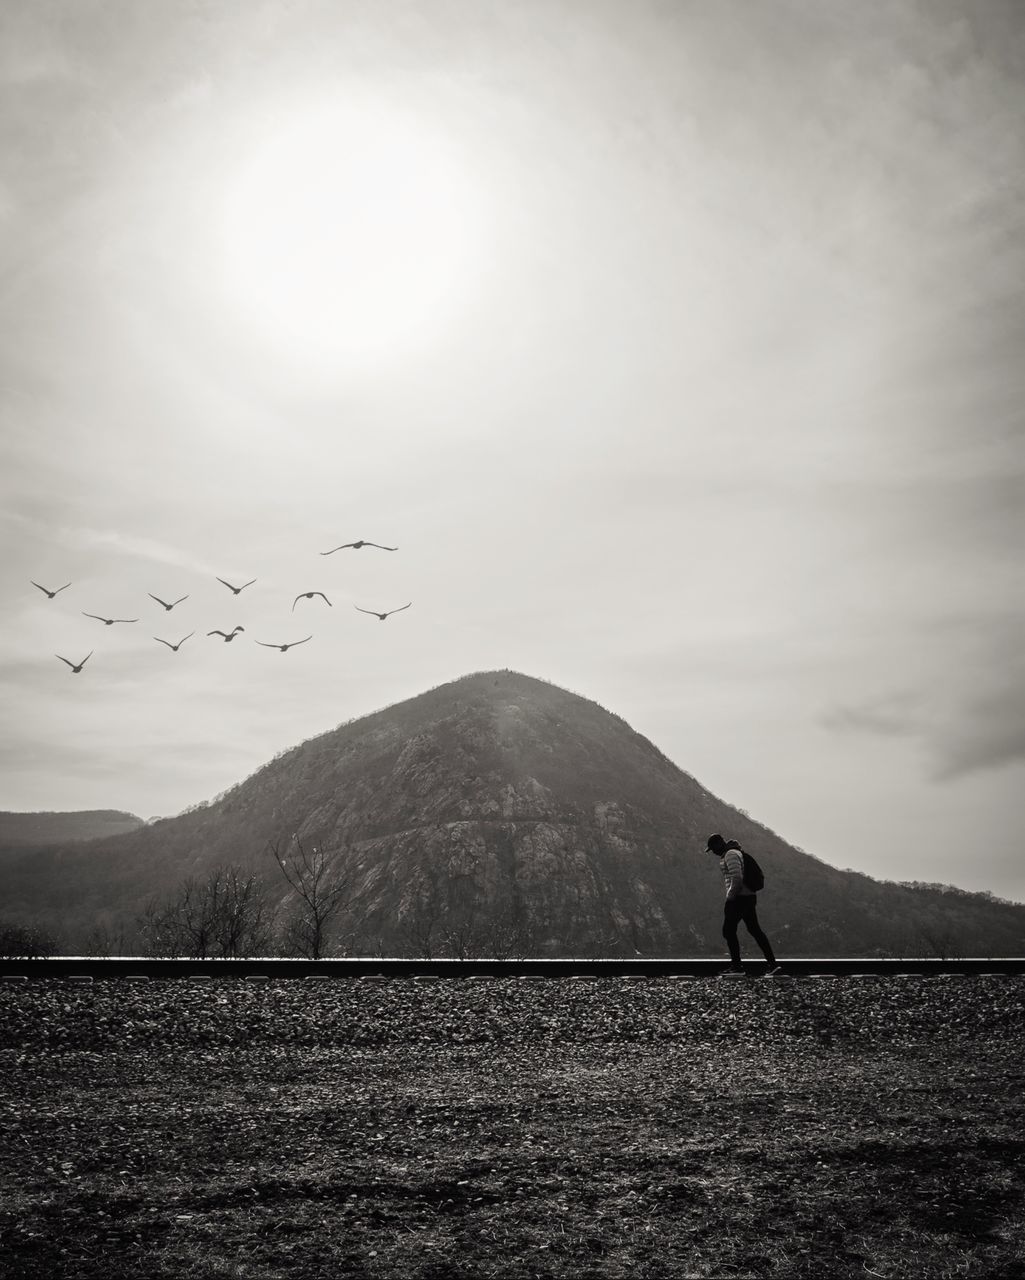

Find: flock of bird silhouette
34;540;410;674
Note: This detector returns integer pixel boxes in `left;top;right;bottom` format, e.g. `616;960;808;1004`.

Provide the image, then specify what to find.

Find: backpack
741;850;765;892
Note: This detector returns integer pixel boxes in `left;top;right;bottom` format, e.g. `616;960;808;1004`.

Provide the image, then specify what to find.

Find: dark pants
723;896;776;967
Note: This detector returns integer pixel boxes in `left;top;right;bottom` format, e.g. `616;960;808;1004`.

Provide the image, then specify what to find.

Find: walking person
706;833;782;977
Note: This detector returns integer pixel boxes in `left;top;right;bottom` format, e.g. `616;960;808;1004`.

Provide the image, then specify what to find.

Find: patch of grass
1;977;1024;1277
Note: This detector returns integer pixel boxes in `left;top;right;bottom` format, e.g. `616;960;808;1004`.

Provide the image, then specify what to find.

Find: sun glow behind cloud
216;93;489;380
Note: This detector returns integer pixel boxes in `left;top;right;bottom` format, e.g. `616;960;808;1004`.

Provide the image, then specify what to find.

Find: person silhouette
706;833;781;977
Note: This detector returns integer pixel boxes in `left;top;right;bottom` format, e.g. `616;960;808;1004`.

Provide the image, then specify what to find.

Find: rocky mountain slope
3;671;1023;956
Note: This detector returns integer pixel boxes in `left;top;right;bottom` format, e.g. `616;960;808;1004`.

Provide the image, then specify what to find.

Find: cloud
0;12;78;89
820;695;924;740
930;615;1025;779
931;682;1025;781
821;623;1025;782
52;526;220;578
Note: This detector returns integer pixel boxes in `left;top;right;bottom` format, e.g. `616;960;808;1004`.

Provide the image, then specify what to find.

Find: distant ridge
3;671;1024;957
0;810;144;848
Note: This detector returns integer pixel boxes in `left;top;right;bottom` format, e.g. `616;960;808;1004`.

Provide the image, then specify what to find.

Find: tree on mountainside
138;865;276;958
269;834;353;959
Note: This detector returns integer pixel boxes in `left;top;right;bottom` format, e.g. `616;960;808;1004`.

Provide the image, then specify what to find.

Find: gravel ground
2;975;1024;1279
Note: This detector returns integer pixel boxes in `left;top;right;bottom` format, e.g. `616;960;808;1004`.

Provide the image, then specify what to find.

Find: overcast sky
2;0;1023;902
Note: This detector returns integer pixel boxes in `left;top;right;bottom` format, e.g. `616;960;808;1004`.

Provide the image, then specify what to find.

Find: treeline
0;835;543;961
2;827;1023;961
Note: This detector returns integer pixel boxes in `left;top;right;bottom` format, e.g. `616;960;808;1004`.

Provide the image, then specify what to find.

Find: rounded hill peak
375;669;607;716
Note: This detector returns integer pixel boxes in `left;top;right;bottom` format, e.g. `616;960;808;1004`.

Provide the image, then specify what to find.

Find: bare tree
214;866;277;957
487;907;538;960
137;865;276;959
174;875;220;958
354;931;388;958
394;901;535;960
917;921;965;961
270;835;353;959
137;896;185;958
440;913;483;961
396;901;442;960
83;921;130;958
578;924;628;959
0;919;59;958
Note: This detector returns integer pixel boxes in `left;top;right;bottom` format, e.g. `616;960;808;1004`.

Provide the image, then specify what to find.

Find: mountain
3;670;1023;956
0;810;144;848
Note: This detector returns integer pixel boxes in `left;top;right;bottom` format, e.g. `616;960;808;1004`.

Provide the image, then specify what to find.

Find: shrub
0;919;59;958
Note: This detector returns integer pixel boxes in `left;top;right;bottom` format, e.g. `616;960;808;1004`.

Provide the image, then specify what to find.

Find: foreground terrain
2;975;1023;1279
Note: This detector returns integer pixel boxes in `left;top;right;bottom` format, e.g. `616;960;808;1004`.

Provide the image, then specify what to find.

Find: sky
2;0;1023;901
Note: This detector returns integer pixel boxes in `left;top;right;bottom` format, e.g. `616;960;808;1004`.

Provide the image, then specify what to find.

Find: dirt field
2;975;1023;1279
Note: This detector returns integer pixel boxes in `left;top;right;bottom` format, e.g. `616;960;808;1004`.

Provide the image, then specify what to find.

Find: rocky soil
2;974;1024;1278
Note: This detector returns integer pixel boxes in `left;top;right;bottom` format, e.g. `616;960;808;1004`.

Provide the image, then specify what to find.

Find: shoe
762;966;784;978
720;967;746;978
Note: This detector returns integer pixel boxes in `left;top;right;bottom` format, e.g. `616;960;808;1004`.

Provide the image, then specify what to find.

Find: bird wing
116;618;139;623
294;636;313;646
354;606;377;615
320;543;355;554
56;583;71;593
207;629;226;636
315;593;332;605
389;602;413;614
241;579;256;590
255;641;280;648
31;581;50;594
181;632;195;643
148;594;168;607
154;637;173;648
366;543;398;551
55;654;74;667
292;595;302;611
216;577;236;590
83;613;107;622
172;596;188;607
81;651;93;664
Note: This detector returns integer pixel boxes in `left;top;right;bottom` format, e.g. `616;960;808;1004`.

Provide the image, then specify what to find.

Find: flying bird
56;651;92;673
83;613;139;625
154;632;195;652
208;626;245;641
256;636;312;652
354;603;412;621
149;593;189;611
31;581;71;599
216;577;256;594
320;541;397;554
292;591;332;611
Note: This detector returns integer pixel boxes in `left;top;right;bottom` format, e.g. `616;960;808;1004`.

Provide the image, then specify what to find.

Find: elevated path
2;957;1024;979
